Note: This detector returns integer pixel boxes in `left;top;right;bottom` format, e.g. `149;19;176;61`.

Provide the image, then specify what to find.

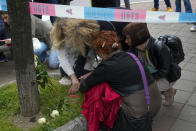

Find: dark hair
0;11;10;34
92;31;122;55
0;11;8;16
123;23;150;47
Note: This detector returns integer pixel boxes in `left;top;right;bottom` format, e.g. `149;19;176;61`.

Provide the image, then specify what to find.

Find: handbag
126;52;152;131
111;52;152;131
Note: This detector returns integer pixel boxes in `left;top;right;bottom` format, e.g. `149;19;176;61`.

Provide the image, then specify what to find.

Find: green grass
0;79;83;131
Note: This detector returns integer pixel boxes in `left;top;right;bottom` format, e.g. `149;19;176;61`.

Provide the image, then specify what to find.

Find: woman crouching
69;31;161;131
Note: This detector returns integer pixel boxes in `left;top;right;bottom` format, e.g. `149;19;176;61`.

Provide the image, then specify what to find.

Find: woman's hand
79;72;92;79
69;74;80;94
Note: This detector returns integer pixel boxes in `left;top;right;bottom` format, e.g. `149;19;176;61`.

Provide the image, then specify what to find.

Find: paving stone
153;115;177;131
179;105;196;124
179;62;187;69
190;56;196;64
174;90;192;104
183;43;196;49
184;63;196;72
186;37;196;45
181;70;196;82
187;94;196;107
174;79;196;92
183;54;192;62
176;31;193;39
154;102;184;119
170;119;196;131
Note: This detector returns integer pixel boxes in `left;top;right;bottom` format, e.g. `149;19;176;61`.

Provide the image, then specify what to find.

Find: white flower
50;110;59;118
37;117;46;124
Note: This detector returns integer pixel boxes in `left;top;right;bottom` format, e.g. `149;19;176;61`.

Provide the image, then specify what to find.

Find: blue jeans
33;41;59;68
33;41;48;63
48;50;59;69
175;0;192;13
154;0;171;9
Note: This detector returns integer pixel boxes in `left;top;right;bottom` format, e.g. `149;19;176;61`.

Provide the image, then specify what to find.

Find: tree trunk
7;0;40;117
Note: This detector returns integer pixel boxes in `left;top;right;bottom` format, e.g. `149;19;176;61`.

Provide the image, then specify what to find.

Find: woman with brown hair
123;23;178;106
69;31;161;131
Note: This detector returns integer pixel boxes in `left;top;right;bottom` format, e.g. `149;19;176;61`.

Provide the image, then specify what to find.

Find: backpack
157;35;185;64
156;35;184;82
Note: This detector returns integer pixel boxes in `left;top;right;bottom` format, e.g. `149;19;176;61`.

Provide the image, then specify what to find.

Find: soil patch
13;112;43;130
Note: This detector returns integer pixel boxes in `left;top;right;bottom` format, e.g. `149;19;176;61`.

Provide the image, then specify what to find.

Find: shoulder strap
126;52;150;110
107;21;116;31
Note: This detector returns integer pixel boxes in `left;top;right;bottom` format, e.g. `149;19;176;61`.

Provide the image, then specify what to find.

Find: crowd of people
0;0;195;130
53;18;181;130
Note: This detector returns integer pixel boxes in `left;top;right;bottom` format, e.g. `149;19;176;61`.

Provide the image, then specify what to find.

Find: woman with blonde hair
51;18;100;89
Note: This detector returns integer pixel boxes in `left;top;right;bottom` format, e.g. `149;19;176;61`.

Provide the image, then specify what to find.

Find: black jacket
80;51;155;96
135;37;172;81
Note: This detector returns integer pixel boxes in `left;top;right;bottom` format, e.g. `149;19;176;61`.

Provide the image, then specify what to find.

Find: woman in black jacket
123;23;177;106
69;31;161;131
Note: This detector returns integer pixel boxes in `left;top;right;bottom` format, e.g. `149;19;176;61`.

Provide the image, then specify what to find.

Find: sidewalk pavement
1;0;196;131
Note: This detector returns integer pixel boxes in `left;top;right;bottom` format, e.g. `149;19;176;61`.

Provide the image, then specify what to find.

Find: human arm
68;73;80;94
79;72;92;79
79;64;107;93
69;63;107;94
152;44;171;80
58;47;80;91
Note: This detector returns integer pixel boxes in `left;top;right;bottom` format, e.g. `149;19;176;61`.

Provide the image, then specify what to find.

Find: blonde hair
51;18;100;56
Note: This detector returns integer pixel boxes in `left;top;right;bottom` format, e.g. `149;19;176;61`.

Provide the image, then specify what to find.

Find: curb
0;72;61;88
0;80;16;88
53;115;88;131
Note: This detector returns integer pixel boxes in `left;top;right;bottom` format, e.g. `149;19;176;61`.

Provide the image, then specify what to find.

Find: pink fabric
82;82;122;131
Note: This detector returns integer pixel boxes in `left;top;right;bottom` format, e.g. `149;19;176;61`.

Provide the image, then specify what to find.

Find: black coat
135;37;172;81
80;51;155;96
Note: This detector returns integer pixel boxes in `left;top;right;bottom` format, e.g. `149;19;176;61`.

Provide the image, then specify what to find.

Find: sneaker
59;77;71;85
190;25;196;32
166;7;172;12
163;88;177;106
150;8;159;11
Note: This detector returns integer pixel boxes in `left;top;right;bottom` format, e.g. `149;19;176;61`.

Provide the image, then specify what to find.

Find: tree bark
7;0;40;117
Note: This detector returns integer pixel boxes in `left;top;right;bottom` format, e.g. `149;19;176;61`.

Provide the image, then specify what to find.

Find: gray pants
156;78;175;92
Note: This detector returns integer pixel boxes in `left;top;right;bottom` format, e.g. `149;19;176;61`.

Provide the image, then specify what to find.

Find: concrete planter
53;115;88;131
